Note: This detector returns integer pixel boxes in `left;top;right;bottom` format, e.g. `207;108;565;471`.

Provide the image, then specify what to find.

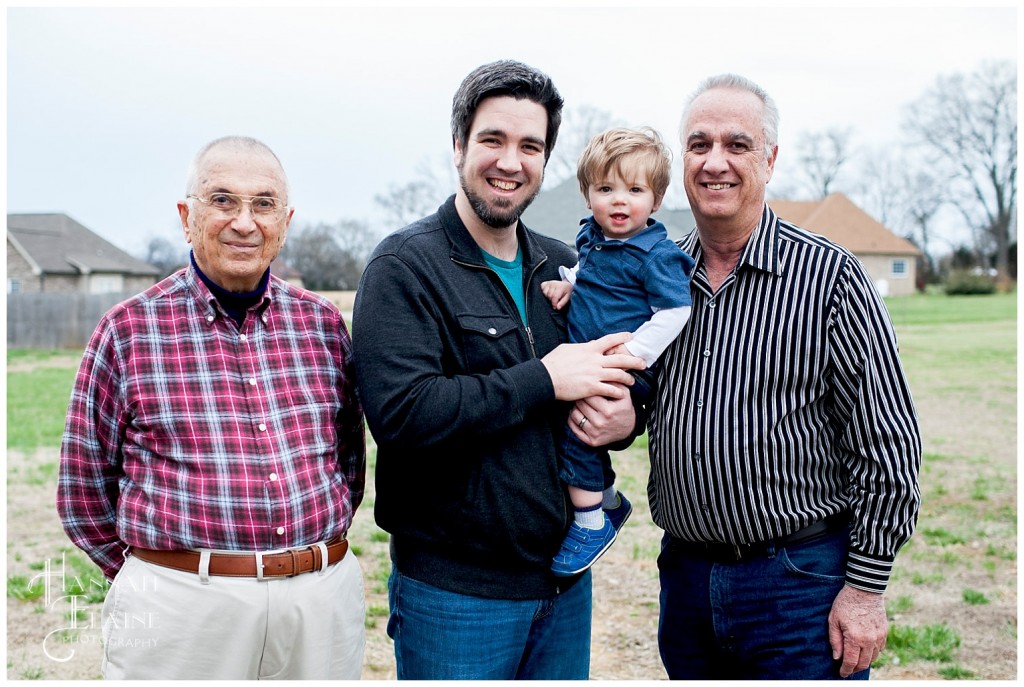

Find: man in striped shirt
650;75;921;679
57;136;366;679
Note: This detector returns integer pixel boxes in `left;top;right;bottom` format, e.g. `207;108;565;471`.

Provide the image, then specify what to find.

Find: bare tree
905;60;1017;286
374;157;453;228
791;127;856;199
544;105;624;187
142;236;188;278
281;219;379;291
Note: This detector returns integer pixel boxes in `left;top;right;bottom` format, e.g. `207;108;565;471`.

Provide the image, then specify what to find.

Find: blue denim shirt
568;216;695;345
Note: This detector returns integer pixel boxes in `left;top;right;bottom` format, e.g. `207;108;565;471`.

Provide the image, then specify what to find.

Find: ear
453;136;464;168
282;207;295;241
652;197;663;213
765;144;779;183
177;200;194;244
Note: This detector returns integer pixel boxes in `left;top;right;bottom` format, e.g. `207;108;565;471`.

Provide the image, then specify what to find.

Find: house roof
769;193;921;256
520;178;695;245
521;184;919;260
7;213;160;276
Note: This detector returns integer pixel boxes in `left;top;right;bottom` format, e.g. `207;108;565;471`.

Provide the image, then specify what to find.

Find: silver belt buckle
255;550;267;582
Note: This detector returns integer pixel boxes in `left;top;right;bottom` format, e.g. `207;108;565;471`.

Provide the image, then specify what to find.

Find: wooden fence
6;290;360;349
6;292;131;349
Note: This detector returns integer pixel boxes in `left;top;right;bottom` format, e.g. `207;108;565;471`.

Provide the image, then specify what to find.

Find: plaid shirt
58;266;365;580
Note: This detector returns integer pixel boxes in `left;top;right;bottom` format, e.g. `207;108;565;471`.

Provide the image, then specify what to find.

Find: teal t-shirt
481;247;527;325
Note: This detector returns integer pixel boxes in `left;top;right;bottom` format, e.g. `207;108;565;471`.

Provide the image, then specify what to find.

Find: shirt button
708;300;717;309
696;400;704;408
206;315;214;323
262;315;268;323
258;423;267;432
488;328;497;335
249;378;257;386
702;349;711;357
276;527;285;535
269;473;278;481
239;334;247;342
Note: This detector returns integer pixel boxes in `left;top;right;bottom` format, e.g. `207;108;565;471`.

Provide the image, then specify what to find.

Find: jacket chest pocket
457;313;522;372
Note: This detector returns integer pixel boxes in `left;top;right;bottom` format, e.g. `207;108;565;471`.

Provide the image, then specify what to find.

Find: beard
458;164;542;230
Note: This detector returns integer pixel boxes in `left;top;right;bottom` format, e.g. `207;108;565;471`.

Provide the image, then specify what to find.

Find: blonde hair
576;127;672;203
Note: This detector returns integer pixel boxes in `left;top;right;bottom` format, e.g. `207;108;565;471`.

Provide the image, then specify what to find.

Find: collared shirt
58;265;365;580
569;217;694;351
649;204;921;593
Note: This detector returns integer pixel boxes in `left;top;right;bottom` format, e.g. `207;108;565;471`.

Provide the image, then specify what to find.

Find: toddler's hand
541;279;574;310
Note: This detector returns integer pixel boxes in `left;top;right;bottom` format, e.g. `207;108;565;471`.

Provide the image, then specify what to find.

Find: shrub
944;271;996;295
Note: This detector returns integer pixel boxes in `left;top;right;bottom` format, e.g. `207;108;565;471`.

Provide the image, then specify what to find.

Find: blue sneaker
551;516;617;577
605;491;632;532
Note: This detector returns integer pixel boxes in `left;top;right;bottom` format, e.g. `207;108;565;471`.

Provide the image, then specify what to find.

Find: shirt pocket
456;312;521;373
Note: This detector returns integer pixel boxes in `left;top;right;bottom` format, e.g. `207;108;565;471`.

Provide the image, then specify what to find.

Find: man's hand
828;585;888;678
541;279;574;310
569;389;636;446
541;332;645;401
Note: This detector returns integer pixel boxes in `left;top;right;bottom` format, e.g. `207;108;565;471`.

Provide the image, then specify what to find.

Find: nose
495;144;523;173
703;143;729;173
230;203;258;232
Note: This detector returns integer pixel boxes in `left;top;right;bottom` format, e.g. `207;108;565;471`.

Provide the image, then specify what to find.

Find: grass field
5;291;1017;679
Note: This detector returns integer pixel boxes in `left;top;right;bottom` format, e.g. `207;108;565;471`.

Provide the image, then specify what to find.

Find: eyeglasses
187;192;288;217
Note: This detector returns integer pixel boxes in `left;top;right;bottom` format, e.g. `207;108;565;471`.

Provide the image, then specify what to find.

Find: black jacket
353;196;581;599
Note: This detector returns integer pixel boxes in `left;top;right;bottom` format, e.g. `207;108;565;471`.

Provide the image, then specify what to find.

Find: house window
89;274;125;294
890;259;908;278
8;278;22;294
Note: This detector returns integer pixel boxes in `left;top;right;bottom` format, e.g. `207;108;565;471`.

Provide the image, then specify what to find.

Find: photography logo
27;553;157;662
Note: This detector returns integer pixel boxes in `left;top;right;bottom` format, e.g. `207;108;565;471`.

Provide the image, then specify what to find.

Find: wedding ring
578;416;588;429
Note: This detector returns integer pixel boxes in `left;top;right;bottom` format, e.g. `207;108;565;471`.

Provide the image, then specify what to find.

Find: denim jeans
658;526;869;680
387;566;592;679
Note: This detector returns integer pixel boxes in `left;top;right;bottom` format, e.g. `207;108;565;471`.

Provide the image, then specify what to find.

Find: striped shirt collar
680;203;782;279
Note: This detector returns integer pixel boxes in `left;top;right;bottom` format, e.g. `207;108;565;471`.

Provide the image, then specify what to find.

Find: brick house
7;213;160;295
769;194;922;296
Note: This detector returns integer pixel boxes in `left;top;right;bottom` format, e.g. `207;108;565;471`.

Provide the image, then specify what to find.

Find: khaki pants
101;548;365;679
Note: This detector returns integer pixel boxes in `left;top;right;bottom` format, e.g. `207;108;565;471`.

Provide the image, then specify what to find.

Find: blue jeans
658;526;869;680
387;567;592;679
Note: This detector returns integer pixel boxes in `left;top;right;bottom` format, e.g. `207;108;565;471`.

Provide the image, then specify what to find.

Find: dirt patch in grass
6;345;1015;679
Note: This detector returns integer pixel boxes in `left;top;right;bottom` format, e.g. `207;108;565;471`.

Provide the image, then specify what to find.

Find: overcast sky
5;3;1018;256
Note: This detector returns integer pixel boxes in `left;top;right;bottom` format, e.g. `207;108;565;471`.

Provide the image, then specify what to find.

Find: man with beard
352;60;645;679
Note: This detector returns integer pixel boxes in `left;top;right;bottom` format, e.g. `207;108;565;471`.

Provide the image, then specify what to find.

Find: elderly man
649;75;921;680
352;60;644;680
57;136;366;679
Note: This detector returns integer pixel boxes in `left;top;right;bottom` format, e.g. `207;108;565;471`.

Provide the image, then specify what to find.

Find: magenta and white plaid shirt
58;267;365;580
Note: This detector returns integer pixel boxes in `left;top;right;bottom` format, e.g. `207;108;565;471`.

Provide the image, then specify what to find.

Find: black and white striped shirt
649;205;921;593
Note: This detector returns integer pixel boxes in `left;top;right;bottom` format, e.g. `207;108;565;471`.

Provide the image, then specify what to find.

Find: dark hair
451;59;564;162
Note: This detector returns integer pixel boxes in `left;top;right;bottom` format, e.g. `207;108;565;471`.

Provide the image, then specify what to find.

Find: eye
208;193;237;209
253;197;278;212
688;141;709;153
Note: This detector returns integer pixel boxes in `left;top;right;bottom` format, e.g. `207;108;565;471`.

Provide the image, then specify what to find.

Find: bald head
185;136;290;200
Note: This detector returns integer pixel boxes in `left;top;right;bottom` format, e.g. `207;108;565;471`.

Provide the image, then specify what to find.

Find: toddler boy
543;127;694;576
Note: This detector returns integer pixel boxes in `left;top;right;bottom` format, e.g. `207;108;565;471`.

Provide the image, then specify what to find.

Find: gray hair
680;74;779;155
184;135;290;199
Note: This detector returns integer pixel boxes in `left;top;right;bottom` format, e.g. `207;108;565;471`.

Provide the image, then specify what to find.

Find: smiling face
453;95;548;232
177;144;294;292
681;87;777;236
586;171;661;241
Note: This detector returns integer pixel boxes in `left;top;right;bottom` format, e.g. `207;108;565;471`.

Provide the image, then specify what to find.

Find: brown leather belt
131;539;348;579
